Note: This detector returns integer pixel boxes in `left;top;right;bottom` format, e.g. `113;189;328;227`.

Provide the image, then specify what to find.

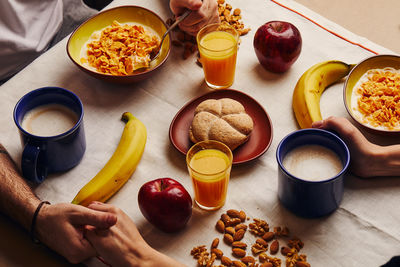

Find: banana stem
121;112;135;123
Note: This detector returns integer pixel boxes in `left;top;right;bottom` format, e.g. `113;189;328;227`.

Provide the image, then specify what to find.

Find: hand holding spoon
150;9;192;62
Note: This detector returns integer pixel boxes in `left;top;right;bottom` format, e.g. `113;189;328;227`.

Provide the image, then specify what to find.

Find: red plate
169;89;273;164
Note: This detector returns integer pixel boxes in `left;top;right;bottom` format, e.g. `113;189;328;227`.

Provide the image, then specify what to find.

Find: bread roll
189;98;253;150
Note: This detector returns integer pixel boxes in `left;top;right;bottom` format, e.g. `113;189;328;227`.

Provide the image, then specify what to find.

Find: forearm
127;246;187;267
150;250;187;267
0;144;40;230
372;144;400;177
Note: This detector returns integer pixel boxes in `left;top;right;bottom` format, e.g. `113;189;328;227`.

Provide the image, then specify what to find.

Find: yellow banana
292;60;355;129
72;112;146;207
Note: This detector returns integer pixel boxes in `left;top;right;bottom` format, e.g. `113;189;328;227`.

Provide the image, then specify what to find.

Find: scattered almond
260;262;273;267
281;246;292;256
232;260;246;267
233;229;245;241
235;223;248;231
221;214;231;224
270;240;279;255
211;238;219;249
231;241;247;249
239;211;246;222
232;248;246;258
221;255;233;266
227;209;241;218
226;227;235;236
262;231;275;242
211;248;223;259
241;255;255;265
296;261;311;267
227;218;242;226
224;233;234;245
216;220;225;233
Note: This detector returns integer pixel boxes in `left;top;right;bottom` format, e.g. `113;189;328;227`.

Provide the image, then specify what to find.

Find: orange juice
197;24;238;89
189;148;232;209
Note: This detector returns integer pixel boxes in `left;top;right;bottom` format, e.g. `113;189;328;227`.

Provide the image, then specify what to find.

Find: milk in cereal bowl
67;6;171;84
344;54;400;134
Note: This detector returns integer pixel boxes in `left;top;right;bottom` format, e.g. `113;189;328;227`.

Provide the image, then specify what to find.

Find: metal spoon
150;9;192;62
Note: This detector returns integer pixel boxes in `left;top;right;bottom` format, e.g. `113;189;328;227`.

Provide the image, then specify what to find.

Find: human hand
85;202;185;267
35;203;117;264
169;0;219;35
312;116;382;178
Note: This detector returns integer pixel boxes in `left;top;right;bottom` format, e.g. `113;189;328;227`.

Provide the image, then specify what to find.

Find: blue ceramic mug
13;87;86;183
276;128;350;218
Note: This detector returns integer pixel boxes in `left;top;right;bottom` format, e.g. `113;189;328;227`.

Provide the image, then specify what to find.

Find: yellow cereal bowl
67;6;170;84
344;54;400;134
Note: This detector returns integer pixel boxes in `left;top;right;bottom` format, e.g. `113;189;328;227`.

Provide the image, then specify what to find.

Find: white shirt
0;0;63;80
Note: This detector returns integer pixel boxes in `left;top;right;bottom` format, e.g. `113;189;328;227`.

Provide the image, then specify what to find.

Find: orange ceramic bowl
67;6;170;84
344;54;400;135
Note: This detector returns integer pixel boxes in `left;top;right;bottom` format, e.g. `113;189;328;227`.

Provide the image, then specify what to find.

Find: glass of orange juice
186;140;233;210
197;23;239;89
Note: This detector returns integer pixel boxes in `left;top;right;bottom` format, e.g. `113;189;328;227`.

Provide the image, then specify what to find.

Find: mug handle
21;144;47;183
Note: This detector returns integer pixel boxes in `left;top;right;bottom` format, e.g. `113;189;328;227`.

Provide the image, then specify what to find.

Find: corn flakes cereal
352;67;400;130
81;21;160;75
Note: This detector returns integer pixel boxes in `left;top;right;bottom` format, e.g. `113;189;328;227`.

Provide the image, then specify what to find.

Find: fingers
312;116;362;140
171;0;219;36
71;205;117;229
170;0;202;15
182;0;203;11
87;201;116;212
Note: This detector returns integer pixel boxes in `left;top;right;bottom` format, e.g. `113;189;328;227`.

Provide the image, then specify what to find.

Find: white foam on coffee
282;144;343;181
22;104;78;137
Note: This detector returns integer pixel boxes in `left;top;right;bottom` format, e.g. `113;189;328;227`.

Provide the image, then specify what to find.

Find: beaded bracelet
30;201;50;243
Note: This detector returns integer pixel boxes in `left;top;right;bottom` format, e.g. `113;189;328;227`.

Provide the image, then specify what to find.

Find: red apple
254;21;302;73
138;178;192;232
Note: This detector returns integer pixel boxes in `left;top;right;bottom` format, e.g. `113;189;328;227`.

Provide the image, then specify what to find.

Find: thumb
71;207;117;229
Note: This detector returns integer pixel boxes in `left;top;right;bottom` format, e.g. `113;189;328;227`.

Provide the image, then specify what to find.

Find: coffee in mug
14;87;86;183
21;104;79;136
282;144;343;181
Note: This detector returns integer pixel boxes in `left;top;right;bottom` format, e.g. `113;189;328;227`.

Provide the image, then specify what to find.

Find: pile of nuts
166;0;250;61
190;209;311;267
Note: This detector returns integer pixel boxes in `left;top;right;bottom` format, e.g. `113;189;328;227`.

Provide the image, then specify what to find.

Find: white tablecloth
1;0;399;266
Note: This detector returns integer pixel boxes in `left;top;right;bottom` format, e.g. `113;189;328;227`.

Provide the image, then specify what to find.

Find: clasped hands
35;202;182;266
